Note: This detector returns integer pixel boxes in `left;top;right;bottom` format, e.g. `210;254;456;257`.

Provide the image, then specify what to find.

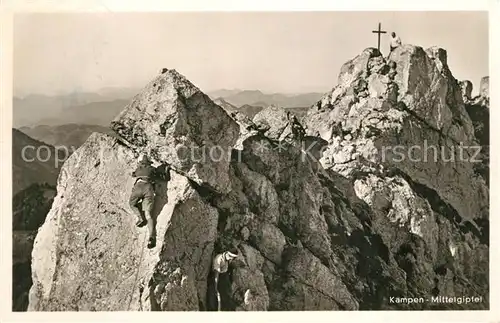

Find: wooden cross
372;22;386;52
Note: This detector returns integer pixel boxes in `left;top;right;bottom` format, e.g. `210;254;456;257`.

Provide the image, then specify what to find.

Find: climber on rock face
389;32;402;53
129;153;170;249
212;249;239;311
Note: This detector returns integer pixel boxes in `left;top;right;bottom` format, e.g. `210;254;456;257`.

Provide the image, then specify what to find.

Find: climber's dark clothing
132;162;156;182
129;180;155;214
129;160;170;244
207;267;234;311
129;161;157;215
133;161;171;183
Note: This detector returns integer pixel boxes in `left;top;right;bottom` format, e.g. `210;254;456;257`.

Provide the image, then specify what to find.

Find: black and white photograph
1;2;496;319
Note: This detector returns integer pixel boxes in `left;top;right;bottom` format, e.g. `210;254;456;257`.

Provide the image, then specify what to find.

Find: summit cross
372;22;387;52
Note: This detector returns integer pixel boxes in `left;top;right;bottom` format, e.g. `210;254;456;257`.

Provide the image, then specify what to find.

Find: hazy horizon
14;11;489;97
13;86;325;99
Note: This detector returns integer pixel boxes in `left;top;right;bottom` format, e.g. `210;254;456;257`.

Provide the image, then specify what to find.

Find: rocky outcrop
252;105;306;143
469;76;489;107
460;77;490;186
479;76;489;101
29;47;489;311
302;45;489;308
459;76;489;107
303;45;488;224
459;80;472;103
110;69;240;193
29;133;219;311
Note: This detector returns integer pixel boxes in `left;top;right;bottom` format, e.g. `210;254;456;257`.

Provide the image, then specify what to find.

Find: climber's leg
129;184;147;227
214;272;221;311
142;184;156;248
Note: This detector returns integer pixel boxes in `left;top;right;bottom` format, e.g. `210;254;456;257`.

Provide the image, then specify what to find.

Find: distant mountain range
13;88;323;128
19;124;113;149
13;86;141;127
13;90;130;127
207;89;323;108
38;100;128;127
12;129;62;195
14;97;129;127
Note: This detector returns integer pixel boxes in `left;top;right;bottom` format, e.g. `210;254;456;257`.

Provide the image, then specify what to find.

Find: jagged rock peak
459;77;489;107
459;80;473;102
304;44;488;223
252;105;306;143
110;68;240;193
29;132;220;311
480;76;489;99
472;76;490;106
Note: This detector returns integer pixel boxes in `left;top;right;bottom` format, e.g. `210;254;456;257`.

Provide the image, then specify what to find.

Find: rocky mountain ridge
27;45;489;311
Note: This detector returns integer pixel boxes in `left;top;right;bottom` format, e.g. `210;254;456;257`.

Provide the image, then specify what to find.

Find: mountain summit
29;48;489;311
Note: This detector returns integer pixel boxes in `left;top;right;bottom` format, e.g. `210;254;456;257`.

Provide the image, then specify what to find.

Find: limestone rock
228;111;260;150
464;77;489;185
459;80;472;102
253;105;305;143
353;174;437;242
27;51;489;312
231;268;269;311
110;69;239;193
470;76;490;107
29;133;219;311
284;247;359;310
479;76;489;100
248;222;286;265
304;45;488;224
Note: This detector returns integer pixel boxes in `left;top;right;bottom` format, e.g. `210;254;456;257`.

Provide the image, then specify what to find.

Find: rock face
29;133;219;311
303;46;487;223
461;77;490;186
459;76;489;107
302;45;488;308
29;48;489;311
110;69;240;193
459;80;472;103
479;76;489;100
252;105;306;143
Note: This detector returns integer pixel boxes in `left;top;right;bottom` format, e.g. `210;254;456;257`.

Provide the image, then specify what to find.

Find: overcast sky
14;11;488;96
